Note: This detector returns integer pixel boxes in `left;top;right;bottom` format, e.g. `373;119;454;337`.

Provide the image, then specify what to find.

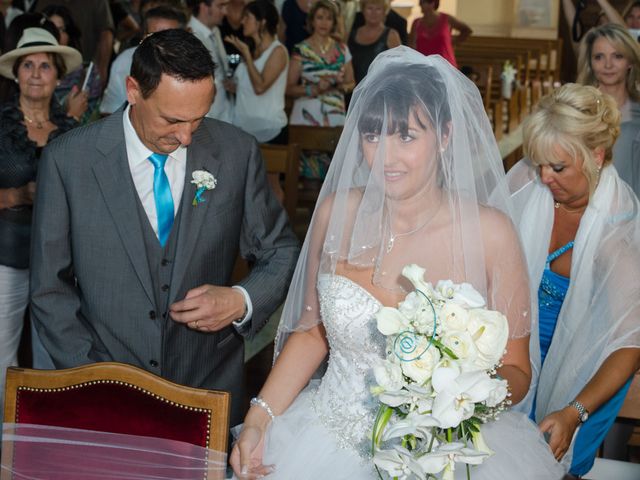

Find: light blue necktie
147;153;174;247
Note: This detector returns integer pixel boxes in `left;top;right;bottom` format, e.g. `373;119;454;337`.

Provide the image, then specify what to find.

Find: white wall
391;0;559;39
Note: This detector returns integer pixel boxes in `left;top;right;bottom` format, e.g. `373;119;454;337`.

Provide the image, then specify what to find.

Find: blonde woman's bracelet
250;396;275;420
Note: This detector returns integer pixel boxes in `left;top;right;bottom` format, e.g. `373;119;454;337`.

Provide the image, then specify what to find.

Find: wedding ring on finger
194;320;199;329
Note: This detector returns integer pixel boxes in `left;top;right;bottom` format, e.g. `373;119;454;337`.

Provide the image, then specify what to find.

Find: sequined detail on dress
313;274;385;459
537;241;572;366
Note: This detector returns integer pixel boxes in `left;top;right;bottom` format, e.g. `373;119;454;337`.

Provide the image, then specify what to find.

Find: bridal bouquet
371;265;511;480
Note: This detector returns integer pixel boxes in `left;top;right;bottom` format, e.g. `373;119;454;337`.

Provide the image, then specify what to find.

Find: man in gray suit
29;29;299;426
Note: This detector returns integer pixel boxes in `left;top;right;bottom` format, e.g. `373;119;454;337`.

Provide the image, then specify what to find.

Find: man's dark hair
131;28;215;98
143;5;188;33
185;0;212;17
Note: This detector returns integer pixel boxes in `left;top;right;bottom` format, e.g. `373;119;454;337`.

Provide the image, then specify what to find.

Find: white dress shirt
122;106;252;325
123;104;186;237
188;16;232;123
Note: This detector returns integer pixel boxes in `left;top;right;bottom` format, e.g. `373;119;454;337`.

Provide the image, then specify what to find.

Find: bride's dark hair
356;64;451;138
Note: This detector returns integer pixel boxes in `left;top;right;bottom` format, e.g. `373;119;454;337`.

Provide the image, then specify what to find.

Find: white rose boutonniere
191;169;217;206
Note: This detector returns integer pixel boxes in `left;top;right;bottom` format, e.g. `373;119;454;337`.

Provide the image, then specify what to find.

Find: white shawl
508;161;640;423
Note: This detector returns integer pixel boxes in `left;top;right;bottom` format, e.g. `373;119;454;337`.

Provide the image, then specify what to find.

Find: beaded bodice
313;274;385;458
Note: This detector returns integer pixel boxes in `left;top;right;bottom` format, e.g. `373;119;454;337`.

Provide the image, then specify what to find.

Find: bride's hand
230;425;274;479
539;407;580;461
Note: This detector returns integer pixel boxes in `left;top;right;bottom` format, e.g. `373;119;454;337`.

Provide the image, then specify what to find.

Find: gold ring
194;320;199;329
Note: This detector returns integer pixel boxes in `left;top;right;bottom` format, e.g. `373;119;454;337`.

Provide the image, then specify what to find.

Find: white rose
400;341;441;385
467;309;509;370
441;330;478;365
439;302;470;333
398;292;421;320
373;360;405;392
376;307;410;336
484;377;509;407
402;264;433;295
434;280;456;300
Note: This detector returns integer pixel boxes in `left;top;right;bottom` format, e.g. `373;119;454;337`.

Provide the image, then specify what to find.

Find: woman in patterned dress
286;0;355;179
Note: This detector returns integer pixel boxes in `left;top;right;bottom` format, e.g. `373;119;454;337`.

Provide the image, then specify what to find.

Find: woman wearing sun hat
0;26;82;426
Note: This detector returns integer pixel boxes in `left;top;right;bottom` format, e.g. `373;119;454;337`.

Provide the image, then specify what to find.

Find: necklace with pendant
554;201;586;214
22;112;48;129
386;196;442;253
317;38;332;55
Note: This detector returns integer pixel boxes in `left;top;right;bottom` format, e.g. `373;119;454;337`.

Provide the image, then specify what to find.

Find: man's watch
568;400;589;423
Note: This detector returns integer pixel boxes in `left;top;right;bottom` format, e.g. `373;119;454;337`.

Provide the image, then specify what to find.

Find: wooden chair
260;143;300;221
618;372;640;454
288;124;343;153
288;124;343;210
1;362;231;479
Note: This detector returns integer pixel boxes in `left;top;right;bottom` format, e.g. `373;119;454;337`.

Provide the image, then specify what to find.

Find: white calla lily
452;283;486;308
471;429;495;456
402;264;433;295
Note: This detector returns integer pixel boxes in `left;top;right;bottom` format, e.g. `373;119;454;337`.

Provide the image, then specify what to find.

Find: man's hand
539;406;581;461
169;285;246;332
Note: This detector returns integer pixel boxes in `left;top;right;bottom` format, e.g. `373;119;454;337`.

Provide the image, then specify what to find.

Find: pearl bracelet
250;396;275;421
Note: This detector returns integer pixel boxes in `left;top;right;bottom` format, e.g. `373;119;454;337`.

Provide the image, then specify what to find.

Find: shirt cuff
231;285;253;329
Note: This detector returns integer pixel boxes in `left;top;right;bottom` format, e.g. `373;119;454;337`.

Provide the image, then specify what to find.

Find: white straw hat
0;27;83;79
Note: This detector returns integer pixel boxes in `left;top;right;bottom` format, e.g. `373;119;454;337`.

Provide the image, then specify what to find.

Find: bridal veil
275;47;532;358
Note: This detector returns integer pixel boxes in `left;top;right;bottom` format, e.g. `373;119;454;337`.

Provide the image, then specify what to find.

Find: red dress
413;13;457;68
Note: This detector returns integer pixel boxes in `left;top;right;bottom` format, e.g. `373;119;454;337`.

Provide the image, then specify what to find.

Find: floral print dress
290;40;352;179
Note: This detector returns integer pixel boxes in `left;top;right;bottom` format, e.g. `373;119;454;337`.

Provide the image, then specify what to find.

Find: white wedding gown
261;275;565;479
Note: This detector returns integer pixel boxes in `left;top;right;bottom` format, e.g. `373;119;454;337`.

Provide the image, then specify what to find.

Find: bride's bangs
356;94;419;137
356;64;450;137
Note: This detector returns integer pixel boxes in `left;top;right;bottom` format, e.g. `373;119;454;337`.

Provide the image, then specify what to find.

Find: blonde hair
523;83;620;195
577;23;640;102
359;0;390;14
307;0;340;35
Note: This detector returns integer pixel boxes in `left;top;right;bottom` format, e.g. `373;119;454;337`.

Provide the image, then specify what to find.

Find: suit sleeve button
149;360;159;368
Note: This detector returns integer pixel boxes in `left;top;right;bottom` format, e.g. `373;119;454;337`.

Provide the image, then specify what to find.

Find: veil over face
275;47;531;357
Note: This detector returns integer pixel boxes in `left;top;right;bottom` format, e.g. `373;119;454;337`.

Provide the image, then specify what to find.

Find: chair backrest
288;125;342;153
2;362;230;479
260;143;300;220
618;371;640;420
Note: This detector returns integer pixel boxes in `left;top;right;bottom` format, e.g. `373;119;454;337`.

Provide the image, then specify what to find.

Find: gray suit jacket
29;110;299;425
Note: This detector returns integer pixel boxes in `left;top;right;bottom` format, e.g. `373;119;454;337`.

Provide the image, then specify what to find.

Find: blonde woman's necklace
554;201;586;214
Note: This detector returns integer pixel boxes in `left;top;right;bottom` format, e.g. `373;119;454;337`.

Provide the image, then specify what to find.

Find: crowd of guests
0;1;639;479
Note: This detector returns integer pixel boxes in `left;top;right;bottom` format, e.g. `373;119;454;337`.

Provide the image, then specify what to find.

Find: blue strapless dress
532;242;632;476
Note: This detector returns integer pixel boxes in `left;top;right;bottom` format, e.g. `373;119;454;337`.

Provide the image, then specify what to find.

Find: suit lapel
170;125;223;300
92;112;155;305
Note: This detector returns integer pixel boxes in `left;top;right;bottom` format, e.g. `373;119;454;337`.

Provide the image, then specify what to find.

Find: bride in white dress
231;47;565;479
